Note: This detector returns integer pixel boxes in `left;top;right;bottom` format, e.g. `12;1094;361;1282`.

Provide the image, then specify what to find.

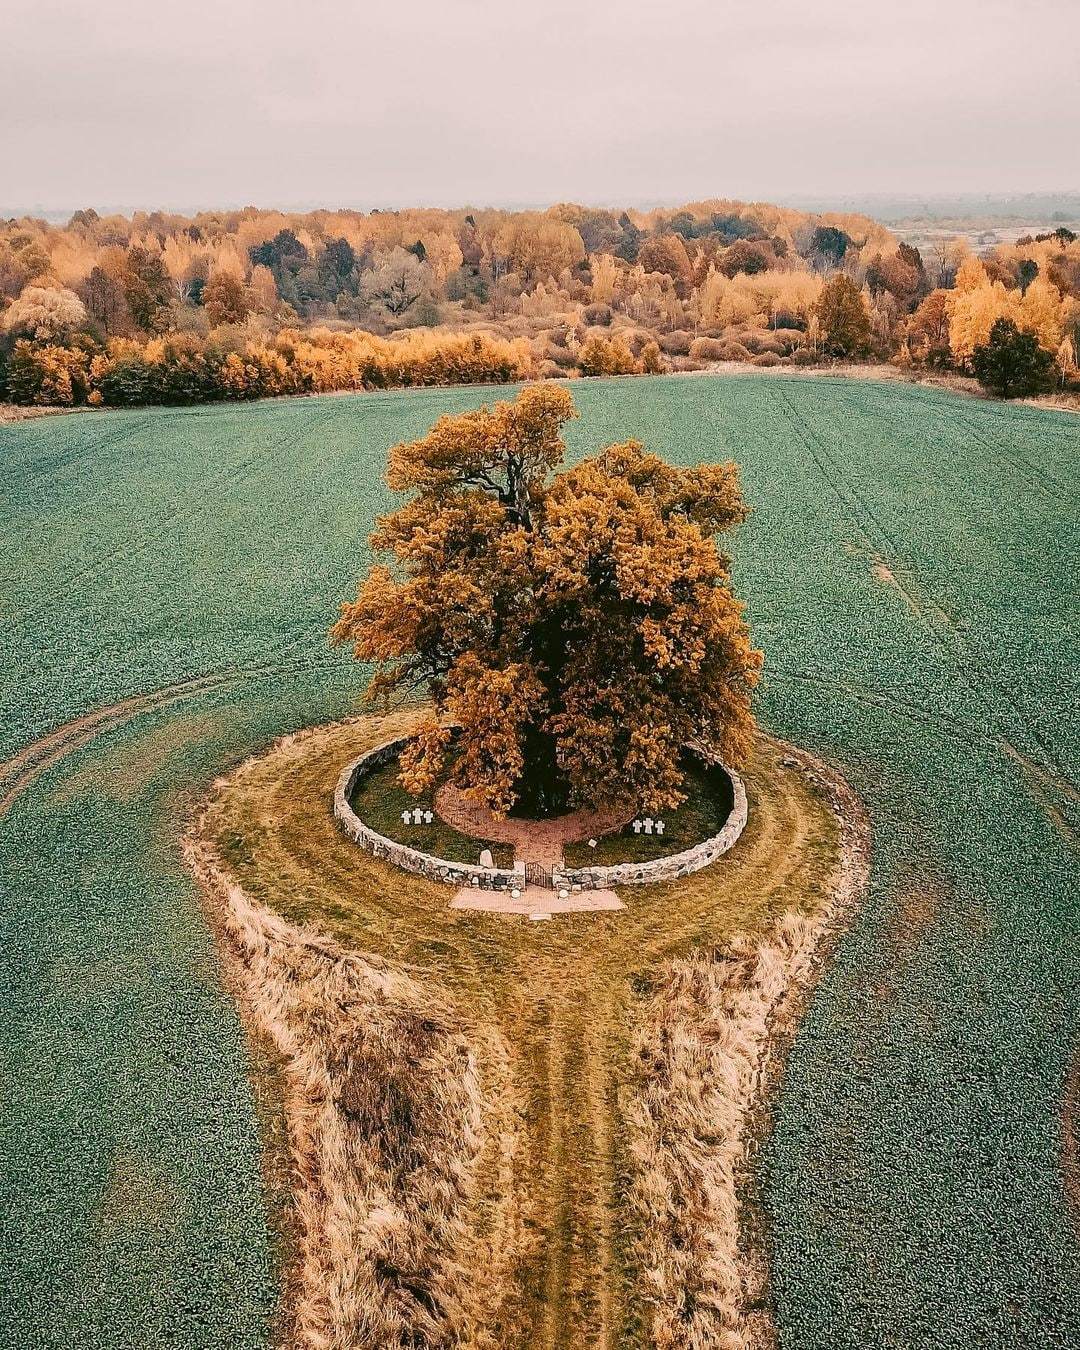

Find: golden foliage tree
3;285;87;342
813;275;872;356
204;271;250;327
946;278;1019;365
953;255;988;294
1019;276;1064;351
332;386;761;816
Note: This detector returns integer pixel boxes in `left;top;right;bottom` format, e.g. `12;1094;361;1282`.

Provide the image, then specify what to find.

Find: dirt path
435;781;629;870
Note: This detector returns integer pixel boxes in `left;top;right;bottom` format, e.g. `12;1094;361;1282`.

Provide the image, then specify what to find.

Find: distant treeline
1;200;1078;405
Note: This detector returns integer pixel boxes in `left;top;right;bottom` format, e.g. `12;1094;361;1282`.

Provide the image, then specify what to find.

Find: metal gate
524;862;553;889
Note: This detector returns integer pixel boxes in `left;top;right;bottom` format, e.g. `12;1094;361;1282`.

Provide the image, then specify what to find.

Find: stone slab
450;883;626;916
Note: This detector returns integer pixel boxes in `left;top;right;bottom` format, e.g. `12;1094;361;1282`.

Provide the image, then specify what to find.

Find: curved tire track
0;653;344;821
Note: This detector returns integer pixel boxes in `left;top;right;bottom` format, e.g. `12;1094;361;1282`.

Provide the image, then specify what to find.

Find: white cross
411;807;424;825
632;820;642;833
423;809;433;824
656;820;665;835
401;810;411;825
643;817;654;834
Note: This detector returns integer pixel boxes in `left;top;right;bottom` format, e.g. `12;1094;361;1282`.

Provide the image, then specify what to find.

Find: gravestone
423;809;434;824
643;817;654;834
632;820;642;834
401;809;411;825
656;820;665;835
479;848;494;869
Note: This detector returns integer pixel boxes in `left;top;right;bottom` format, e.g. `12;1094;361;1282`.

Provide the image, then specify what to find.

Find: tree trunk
512;722;568;818
510;606;571;816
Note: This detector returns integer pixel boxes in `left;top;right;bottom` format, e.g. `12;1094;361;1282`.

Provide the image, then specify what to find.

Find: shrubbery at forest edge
0;328;536;407
970;317;1056;399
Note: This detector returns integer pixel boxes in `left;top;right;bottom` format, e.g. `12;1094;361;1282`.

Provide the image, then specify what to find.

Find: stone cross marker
401;809;411;825
656;820;665;835
632;819;642;833
423;809;434;824
643;817;654;834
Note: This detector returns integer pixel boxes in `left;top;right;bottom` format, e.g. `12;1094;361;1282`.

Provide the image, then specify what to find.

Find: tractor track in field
999;740;1080;850
1;415;152;496
1063;1048;1080;1231
7;397;375;619
0;652;343;821
767;666;986;753
769;667;1079;850
845;381;1072;504
772;383;1078;801
831;387;1077;791
948;402;1073;504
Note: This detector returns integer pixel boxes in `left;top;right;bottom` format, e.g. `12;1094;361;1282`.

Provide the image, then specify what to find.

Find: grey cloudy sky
4;0;1078;213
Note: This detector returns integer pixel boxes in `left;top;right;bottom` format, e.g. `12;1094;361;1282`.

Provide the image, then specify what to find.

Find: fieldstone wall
334;737;524;889
555;763;747;889
334;737;747;890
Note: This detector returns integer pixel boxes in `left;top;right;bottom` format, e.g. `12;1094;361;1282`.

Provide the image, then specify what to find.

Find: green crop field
2;374;1078;1349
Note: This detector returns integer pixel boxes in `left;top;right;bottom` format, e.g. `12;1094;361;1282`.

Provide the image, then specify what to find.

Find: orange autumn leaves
332;385;761;816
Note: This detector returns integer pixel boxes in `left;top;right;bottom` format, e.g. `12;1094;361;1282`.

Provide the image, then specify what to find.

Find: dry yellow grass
624;750;869;1350
184;829;532;1350
187;711;864;1348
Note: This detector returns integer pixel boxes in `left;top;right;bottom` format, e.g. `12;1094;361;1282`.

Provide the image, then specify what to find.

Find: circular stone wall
333;736;747;889
333;737;523;890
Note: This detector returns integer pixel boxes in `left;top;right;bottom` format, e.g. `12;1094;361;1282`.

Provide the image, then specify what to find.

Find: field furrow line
774;383;1078;796
951;403;1073;503
6;440;272;621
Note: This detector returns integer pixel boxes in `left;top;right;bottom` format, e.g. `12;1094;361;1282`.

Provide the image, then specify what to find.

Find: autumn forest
3;199;1078;408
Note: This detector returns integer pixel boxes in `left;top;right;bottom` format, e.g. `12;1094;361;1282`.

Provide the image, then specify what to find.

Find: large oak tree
332;385;761;816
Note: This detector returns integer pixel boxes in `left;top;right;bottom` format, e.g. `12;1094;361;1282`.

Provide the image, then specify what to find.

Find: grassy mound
194;708;852;1347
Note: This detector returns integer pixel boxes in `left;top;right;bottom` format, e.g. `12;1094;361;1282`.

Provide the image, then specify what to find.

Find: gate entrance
524;861;553;889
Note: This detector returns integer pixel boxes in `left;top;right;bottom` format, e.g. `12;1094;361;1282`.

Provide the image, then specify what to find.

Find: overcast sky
5;0;1078;214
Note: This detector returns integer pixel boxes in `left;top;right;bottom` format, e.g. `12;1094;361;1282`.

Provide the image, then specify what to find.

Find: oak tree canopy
332;385;761;816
